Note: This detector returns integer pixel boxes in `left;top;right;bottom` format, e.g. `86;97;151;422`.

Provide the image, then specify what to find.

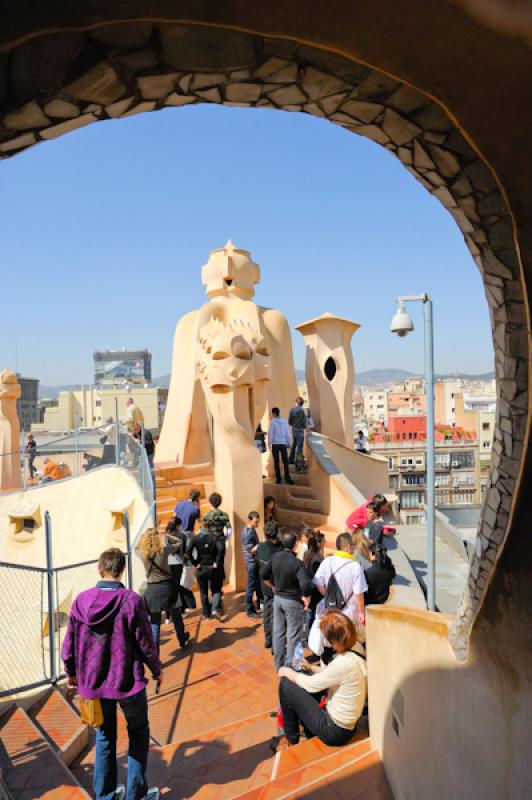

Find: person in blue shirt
174;489;201;611
268;407;294;485
241;511;263;618
174;490;201;538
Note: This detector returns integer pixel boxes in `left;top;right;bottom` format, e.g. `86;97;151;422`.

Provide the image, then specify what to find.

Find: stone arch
0;21;526;660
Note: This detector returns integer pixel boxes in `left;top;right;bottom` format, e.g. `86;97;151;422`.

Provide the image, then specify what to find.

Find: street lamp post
390;293;436;611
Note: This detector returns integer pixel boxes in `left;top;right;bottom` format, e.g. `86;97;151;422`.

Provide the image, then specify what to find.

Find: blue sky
0;104;493;385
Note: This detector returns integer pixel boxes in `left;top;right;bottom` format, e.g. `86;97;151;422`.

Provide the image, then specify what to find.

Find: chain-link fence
0;562;48;694
0;514;139;697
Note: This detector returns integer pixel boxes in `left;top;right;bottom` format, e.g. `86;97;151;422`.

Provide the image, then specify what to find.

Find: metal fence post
115;398;120;466
152;475;157;527
124;511;133;589
44;511;58;684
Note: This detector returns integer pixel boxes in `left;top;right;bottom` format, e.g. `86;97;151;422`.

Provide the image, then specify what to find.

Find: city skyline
0;104;494;384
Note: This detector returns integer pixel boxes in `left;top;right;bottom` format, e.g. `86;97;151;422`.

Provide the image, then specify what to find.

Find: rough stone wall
0;23;526;658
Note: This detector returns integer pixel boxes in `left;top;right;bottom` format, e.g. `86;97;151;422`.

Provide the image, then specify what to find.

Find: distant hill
355;368;416;386
39;383;84;399
39;368;495;396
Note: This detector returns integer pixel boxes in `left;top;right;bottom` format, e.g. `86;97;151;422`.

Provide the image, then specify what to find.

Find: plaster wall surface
367;605;532;800
307;433;389;530
0;465;149;567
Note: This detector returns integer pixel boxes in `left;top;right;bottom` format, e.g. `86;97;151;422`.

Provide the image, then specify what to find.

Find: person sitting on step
275;610;367;749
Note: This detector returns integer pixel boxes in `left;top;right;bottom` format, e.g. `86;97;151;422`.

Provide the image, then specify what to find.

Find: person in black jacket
262;529;311;672
187;519;225;619
256;521;282;650
364;544;396;605
303;531;325;642
132;423;155;468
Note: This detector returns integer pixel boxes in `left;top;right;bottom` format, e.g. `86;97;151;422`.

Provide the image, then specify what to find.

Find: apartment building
362;388;389;423
32;385;168;432
371;416;480;524
16;374;40;432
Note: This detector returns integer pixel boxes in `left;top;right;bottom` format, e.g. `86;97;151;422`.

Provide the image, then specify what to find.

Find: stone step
233;741;392;800
126;710;279;798
27;687;88;767
0;705;90;799
263;480;315;497
154;462;213;481
275;507;328;528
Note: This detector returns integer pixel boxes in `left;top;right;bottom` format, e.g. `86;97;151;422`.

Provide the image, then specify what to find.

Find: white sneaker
143;790;160;800
115;787;126;800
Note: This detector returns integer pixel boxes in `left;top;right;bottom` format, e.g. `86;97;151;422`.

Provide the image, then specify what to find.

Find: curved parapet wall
307;432;390;531
0;465;150;568
367;604;532;800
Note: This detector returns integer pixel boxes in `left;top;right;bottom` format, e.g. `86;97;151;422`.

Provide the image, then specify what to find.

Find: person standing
175;489;201;540
268;407;293;485
288;397;307;472
25;433;37;479
313;533;367;629
136;528;190;653
262;529;311;672
187;519;225;619
303;531;325;640
241;511;263;618
202;492;232;606
256;521;282;649
62;548;162;800
264;495;277;524
173;488;201;612
123;397;144;432
100;416;117;465
132;424;155;468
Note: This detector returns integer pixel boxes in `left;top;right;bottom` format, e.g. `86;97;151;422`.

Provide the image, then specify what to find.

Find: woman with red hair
276;610;367;747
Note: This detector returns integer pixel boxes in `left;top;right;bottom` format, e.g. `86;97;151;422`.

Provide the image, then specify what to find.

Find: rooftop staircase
263;472;338;544
154;462;215;528
0;688;90;800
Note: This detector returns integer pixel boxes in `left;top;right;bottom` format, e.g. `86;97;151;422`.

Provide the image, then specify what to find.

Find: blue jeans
289;429;305;469
245;560;262;613
150;608;186;651
94;689;150;800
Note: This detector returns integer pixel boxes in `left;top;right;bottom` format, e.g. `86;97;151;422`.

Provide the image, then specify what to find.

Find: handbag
139;556;156;596
79;697;104;727
180;564;197;591
308;616;324;656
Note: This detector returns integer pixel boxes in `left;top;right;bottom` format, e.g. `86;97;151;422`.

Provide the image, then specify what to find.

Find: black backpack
324;561;352;611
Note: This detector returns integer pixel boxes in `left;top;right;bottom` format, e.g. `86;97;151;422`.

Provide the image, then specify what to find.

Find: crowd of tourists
60;396;393;799
60;479;396;799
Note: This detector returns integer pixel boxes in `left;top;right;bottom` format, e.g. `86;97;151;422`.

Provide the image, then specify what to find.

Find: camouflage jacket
202;509;231;538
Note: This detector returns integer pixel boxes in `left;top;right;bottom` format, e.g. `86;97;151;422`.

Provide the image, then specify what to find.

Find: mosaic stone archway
0;22;526;659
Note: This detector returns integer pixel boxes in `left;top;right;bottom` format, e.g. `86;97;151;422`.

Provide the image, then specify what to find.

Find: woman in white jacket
277;610;367;748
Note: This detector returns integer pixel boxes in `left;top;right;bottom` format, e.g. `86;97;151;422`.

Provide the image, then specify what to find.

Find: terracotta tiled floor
71;591;393;799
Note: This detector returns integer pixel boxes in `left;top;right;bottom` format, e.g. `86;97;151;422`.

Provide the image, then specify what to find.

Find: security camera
390;306;414;337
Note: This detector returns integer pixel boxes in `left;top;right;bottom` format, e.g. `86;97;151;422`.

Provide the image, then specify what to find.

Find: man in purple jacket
62;548;163;800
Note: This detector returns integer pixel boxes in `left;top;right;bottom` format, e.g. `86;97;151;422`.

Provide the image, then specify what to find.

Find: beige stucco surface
307;433;389;530
297;313;360;446
0;465;149;567
367;605;532;800
156;242;299;587
0;466;150;693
